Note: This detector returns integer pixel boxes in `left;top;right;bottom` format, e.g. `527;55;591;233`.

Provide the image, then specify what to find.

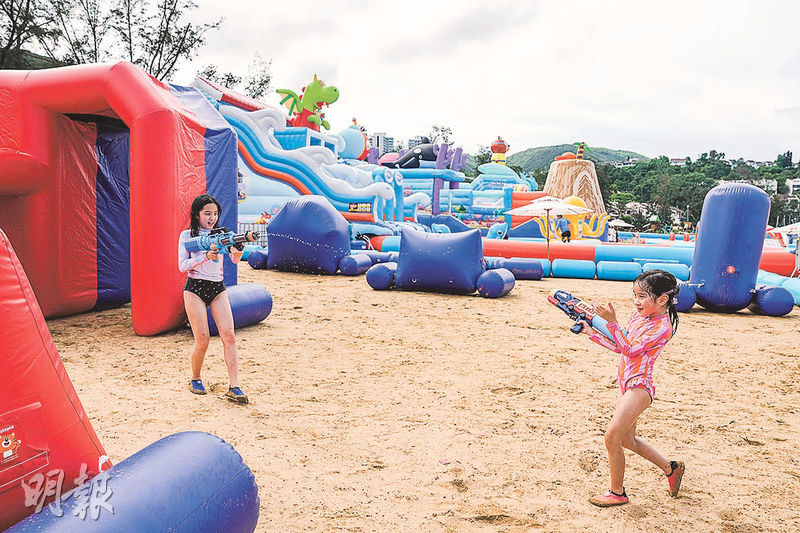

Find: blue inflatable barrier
690;183;769;312
675;282;697;312
266;196;350;274
366;262;397;290
596;261;642;281
595;245;693;266
207;283;272;336
552;259;596;279
476;268;515;298
485;257;543;280
781;278;800;306
247;249;269;269
353;250;399;264
394;228;485;294
749;285;794;316
8;432;259;533
642;262;690;281
338;254;372;276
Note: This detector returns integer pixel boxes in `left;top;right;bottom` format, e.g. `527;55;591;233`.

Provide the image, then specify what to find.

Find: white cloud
174;0;800;161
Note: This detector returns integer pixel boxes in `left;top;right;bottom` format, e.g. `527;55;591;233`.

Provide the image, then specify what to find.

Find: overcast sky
174;0;800;161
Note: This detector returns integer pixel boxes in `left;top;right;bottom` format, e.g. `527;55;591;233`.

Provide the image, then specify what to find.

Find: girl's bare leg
184;291;210;380
604;388;652;492
621;419;671;474
209;291;239;388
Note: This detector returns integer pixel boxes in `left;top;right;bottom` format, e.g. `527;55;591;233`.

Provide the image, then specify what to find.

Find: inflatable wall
0;63;238;335
0;228;107;530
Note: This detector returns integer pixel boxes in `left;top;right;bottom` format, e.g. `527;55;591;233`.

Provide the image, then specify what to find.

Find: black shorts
184;278;226;306
562;230;571;238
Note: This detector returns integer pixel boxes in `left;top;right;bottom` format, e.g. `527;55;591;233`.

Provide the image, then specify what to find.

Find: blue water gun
546;290;622;341
184;227;260;262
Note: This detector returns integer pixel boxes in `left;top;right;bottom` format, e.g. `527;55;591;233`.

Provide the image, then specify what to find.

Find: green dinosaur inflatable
277;75;339;131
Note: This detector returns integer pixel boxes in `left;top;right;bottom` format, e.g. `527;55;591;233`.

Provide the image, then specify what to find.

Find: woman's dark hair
189;194;222;237
634;269;680;336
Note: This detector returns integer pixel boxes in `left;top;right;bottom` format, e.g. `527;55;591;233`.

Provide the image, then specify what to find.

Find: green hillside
465;144;649;175
508;145;649;173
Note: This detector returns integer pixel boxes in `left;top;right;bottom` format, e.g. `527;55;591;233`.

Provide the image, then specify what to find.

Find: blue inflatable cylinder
7;432;259;533
353;250;399;264
749;285;794;316
552;259;596;279
595;244;694;265
596;261;642;281
339;254;373;276
781;278;800;305
487;258;543;280
379;235;402;252
247;249;268;270
476;268;515;298
207;283;272;336
675;282;697;312
366;262;397;290
241;244;262;261
642;262;690;281
756;270;785;286
690;183;770;312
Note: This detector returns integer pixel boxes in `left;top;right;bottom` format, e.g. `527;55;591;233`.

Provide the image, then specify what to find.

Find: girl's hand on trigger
230;248;244;261
595;302;617;324
578;320;593;335
206;244;219;261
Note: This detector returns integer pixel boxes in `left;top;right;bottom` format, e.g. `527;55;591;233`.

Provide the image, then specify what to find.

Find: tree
0;0;62;68
198;53;272;100
2;0;222;80
112;0;221;80
429;124;453;144
775;150;793;169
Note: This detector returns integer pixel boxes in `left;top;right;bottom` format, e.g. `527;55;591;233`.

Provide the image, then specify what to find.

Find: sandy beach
47;265;800;532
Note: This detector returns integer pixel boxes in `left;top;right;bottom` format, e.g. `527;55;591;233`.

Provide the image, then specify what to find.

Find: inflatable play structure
192;78;429;226
0;62;271;336
675;183;794;316
490;137;509;165
0;228;259;531
543;145;606;214
370;183;797;300
276;74;339;131
366;228;518;298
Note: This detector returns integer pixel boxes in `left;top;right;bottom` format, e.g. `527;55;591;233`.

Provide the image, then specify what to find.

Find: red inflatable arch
0;63;212;335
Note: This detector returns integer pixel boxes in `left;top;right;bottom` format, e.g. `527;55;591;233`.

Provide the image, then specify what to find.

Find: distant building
613;158;639;168
370;132;394;155
731;179;778;194
669;158;687;167
788;178;800;194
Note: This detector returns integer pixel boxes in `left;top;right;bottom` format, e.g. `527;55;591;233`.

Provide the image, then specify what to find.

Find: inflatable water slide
191;79;428;224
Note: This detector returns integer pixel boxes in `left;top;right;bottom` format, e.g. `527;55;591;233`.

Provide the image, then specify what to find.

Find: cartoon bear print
1;428;22;462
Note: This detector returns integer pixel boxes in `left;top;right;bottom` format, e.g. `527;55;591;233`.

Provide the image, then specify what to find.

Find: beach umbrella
608;218;634;228
504;196;592;262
